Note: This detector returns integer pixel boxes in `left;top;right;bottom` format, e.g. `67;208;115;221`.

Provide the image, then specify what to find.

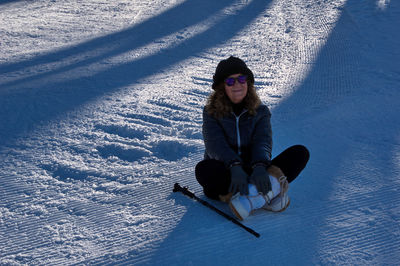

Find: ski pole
173;183;260;238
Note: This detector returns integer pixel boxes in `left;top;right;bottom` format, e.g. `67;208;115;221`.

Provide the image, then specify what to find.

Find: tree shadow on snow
0;0;267;146
0;0;22;5
264;1;400;264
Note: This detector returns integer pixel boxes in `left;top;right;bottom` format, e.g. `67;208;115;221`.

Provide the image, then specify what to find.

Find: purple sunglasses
224;75;248;86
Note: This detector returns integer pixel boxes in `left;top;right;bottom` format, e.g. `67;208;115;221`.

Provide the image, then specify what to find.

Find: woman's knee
195;159;231;197
292;144;310;163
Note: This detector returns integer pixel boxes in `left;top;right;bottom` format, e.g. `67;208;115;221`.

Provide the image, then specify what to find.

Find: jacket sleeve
250;105;272;166
202;108;242;167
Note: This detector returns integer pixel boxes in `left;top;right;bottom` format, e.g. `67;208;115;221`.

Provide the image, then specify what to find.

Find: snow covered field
1;0;399;264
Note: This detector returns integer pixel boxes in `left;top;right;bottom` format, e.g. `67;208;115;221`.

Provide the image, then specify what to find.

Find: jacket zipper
233;110;247;156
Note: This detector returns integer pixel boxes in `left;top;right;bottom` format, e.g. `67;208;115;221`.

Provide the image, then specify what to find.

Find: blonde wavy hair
205;81;261;118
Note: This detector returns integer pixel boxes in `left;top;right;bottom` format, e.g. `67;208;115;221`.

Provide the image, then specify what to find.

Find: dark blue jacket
202;104;272;168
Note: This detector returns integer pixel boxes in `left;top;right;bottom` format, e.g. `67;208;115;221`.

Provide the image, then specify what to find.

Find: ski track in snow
1;0;400;265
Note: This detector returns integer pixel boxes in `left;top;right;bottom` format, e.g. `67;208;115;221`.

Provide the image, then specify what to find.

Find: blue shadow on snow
0;0;259;146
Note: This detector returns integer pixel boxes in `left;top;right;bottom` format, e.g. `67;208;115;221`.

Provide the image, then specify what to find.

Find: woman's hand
249;165;271;195
229;165;249;195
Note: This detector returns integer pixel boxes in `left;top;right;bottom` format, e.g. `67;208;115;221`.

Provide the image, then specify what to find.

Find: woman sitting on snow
195;56;310;220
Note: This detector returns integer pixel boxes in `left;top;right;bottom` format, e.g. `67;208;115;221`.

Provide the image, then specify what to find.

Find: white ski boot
262;175;290;212
229;183;273;220
229;176;290;220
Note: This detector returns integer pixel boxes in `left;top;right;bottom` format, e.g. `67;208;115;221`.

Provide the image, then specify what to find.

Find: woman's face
224;73;248;104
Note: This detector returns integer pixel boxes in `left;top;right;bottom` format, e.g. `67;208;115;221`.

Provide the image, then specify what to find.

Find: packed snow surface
1;0;399;264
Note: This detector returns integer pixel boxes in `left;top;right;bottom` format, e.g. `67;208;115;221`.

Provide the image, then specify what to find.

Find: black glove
249;165;271;195
229;165;249;195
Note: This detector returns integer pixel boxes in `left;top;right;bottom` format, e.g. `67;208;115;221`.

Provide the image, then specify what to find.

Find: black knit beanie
212;56;254;90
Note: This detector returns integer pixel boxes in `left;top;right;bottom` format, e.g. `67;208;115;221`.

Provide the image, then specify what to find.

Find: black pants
195;145;310;200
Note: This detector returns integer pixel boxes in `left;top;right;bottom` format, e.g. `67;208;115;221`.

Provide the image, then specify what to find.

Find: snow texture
1;0;399;265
